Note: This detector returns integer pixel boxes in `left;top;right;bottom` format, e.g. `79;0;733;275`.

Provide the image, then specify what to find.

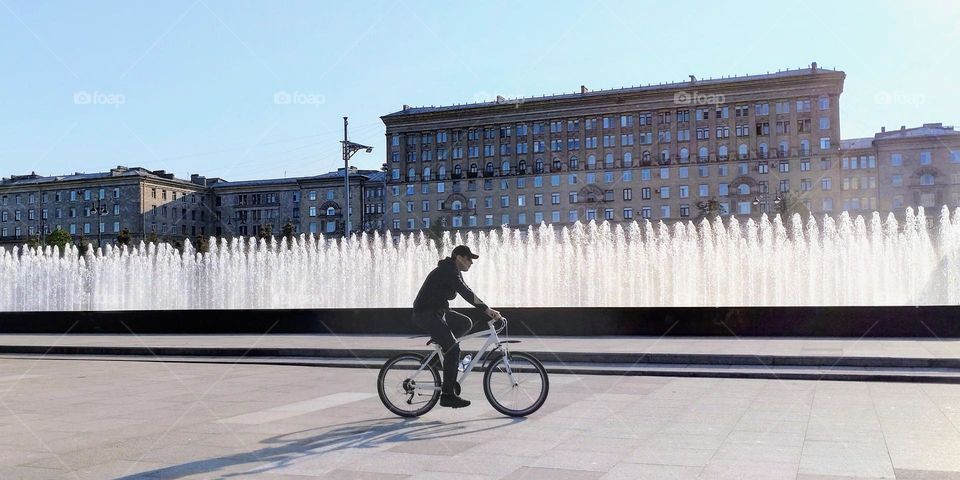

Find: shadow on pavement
117;415;524;479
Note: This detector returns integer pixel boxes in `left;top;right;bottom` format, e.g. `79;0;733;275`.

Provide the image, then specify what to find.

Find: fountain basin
0;306;956;337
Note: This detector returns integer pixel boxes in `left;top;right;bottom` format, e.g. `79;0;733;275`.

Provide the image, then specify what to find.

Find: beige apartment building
381;64;847;231
0;166;385;250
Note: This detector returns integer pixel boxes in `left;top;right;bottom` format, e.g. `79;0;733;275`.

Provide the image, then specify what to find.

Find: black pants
412;309;473;395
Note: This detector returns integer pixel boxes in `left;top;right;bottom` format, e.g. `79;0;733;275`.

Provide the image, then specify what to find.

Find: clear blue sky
1;0;957;181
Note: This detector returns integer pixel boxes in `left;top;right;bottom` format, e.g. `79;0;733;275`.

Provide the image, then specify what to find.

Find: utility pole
340;117;373;238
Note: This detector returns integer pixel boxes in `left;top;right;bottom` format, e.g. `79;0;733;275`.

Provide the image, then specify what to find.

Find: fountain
1;206;959;336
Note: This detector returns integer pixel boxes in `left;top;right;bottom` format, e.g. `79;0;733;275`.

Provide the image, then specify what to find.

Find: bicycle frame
411;317;516;394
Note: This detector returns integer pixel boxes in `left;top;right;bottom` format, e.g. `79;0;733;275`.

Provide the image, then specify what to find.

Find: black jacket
413;257;488;312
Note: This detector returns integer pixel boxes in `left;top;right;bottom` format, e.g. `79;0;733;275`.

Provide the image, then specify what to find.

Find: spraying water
2;207;959;311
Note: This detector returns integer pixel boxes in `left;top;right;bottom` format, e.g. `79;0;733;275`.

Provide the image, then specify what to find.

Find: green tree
776;191;811;219
258;224;274;241
424;215;448;252
46;227;72;252
116;228;132;247
194;234;209;254
696;197;725;220
281;222;295;245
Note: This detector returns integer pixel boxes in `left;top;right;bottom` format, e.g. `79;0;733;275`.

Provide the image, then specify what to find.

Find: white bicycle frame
412;317;517;395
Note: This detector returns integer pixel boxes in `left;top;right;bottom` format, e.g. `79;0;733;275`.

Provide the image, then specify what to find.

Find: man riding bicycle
412;245;502;409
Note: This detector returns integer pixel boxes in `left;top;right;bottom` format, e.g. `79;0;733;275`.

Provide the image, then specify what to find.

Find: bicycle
377;316;549;417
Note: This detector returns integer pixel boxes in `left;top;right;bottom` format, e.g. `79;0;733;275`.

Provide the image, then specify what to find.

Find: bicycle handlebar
488;316;507;333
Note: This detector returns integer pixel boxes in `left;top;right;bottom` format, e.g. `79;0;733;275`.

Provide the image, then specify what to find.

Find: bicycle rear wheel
483;351;549;417
377;353;441;417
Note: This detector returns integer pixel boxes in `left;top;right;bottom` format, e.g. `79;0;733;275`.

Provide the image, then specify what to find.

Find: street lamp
340;116;373;238
84;193;109;248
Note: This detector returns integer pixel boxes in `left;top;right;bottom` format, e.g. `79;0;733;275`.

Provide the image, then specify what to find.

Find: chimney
901;125;906;131
881;126;885;133
811;61;818;72
402;104;410;111
580;85;588;94
688;75;696;83
496;95;506;103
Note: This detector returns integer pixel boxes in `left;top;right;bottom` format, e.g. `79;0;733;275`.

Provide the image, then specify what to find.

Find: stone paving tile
600;462;702;480
894;469;960;479
530;448;626;472
698;460;800;479
501;466;604;479
625;446;718;467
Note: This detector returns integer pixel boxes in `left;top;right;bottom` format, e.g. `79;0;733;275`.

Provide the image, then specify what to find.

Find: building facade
0;166;386;250
381;65;846;232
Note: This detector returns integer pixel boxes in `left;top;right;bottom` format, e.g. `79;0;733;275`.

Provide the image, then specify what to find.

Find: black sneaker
439;394;471;408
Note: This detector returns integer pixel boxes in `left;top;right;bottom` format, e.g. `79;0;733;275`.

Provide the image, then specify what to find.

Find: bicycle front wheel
483;351;549;417
377;353;441;417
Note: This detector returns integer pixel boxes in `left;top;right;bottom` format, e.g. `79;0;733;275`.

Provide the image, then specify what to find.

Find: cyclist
412;245;502;408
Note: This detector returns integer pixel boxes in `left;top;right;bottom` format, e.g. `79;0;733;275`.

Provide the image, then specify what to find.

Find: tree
46;227;72;252
258;224;273;241
696;197;726;220
423;214;449;252
776;191;811;219
116;228;132;247
194;234;209;254
281;222;295;243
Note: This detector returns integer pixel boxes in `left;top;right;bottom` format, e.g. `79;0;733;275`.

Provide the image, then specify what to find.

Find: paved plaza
0;356;959;479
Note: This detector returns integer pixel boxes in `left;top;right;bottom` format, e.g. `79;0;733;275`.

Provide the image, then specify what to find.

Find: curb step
4;353;960;384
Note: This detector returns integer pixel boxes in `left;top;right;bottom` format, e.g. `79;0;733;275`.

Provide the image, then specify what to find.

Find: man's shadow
117;415;524;479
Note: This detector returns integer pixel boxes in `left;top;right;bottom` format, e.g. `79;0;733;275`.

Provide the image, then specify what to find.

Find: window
891;153;903;166
660;186;670;199
819;117;830;130
892;174;903;187
819;137;831;150
818;96;830;110
821;177;832;191
920;174;935;186
920;151;932;165
623;188;633;200
699;184;709;197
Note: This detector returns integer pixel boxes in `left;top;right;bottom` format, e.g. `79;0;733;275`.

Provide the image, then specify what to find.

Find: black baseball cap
451;245;479;259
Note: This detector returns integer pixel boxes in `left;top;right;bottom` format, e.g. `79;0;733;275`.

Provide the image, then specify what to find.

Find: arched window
439;165;447;179
779;141;788;157
407;167;415;179
623;152;633;167
518;160;527;173
679;147;689;161
570;156;579;170
738;184;750;195
719;145;729;159
759;143;768;158
501;161;510;174
553;158;561;171
800;139;810;154
470;163;478;174
921;174;935;186
699;147;708;161
454;164;462;176
485;162;494;175
326;207;336;216
452;200;463;211
535;159;544;173
604;153;614;166
423;166;431;179
642;151;651;164
660;149;670;162
587;155;597;168
738;144;748;159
